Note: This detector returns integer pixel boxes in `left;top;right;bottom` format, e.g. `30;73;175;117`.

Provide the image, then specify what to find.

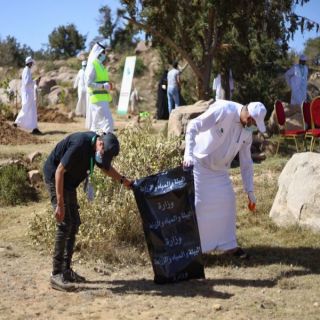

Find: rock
135;41;150;54
8;79;21;95
38;77;57;94
267;102;304;135
68;111;75;120
27;151;42;163
261;140;278;156
213;304;222;311
0;159;23;167
251;152;266;162
56;70;77;82
310;72;320;81
167;100;212;137
28;170;42;185
47;87;67;105
269;152;320;231
0;88;10;104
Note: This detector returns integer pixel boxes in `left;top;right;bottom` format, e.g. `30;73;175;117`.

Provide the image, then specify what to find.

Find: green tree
0;36;32;67
304;37;320;65
48;24;86;59
120;0;318;104
97;5;137;50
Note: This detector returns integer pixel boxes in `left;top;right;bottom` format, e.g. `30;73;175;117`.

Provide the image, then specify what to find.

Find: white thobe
212;70;234;101
15;66;38;130
85;62;113;133
73;68;87;117
285;64;308;105
184;100;254;253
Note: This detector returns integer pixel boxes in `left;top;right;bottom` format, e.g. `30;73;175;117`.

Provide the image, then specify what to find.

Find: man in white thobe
85;42;114;133
14;56;41;134
213;69;234;101
183;100;267;257
284;54;308;106
73;60;87;117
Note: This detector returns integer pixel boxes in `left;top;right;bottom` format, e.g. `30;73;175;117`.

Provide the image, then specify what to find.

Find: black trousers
46;182;81;275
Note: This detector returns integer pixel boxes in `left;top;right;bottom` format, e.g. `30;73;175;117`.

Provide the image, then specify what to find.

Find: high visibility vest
88;59;112;103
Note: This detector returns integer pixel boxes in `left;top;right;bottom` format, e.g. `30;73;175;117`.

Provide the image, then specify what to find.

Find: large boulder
47;86;68;105
8;79;21;94
269;152;320;231
0;88;10;104
167;100;212;137
38;77;57;94
135;41;150;54
267;102;304;135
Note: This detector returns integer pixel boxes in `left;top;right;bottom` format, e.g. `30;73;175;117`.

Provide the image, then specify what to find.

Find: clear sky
0;0;319;53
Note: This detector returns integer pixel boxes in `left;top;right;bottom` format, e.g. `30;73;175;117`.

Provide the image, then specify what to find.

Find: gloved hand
247;191;256;212
103;82;111;91
183;155;194;168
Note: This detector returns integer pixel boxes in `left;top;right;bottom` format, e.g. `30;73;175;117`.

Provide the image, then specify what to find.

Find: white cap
81;60;87;66
247;102;267;133
299;54;307;61
25;56;34;65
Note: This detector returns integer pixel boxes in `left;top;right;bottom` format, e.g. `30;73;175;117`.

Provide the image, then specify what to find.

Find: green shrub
43;61;56;72
118;56;147;77
0;102;15;120
0;164;38;206
28;122;182;263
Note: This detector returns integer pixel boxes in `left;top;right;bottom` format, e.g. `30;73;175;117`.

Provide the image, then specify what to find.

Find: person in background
156;70;169;120
128;80;140;115
213;69;234;101
167;61;181;114
43;131;132;291
73;60;87;117
183;100;267;258
14;56;42;135
285;54;308;106
85;42;113;133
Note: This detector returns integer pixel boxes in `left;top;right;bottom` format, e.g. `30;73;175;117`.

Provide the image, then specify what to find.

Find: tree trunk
221;72;231;100
197;54;214;100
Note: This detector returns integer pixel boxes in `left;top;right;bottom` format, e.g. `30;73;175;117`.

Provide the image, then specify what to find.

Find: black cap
99;132;120;170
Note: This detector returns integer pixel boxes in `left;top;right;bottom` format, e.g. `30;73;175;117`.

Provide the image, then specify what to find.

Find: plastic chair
274;100;305;154
309;96;320;151
301;101;312;150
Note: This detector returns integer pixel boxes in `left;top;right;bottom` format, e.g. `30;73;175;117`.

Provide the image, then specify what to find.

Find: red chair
301;101;312;149
309;96;320;151
274;100;305;154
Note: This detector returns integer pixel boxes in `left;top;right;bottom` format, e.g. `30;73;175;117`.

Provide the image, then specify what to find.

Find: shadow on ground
203;246;320;274
41;130;67;136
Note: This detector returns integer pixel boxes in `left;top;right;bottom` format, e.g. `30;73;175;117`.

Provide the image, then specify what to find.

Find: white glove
247;191;256;204
183;155;194;168
103;82;111;91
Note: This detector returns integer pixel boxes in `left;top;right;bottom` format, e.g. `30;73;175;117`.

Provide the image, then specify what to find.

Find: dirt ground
0;115;45;145
1;117;320;320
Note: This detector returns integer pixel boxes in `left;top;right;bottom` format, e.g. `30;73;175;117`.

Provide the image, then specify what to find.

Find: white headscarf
85;42;105;78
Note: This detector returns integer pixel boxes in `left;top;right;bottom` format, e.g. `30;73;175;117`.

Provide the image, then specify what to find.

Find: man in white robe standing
14;56;41;134
212;69;234;101
284;54;308;106
183;100;267;258
85;42;114;133
73;60;87;117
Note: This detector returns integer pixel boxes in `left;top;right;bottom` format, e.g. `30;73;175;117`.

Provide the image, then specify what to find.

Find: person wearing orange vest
85;42;114;133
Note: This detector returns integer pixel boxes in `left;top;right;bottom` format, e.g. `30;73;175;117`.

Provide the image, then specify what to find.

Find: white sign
117;56;136;115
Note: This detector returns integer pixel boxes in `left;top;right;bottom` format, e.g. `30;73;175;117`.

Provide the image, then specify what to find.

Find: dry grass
2;118;320;319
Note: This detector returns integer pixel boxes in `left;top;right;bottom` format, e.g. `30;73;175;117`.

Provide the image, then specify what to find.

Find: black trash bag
133;166;205;284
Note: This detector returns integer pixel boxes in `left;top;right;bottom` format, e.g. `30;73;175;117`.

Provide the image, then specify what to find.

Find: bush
0;164;38;206
118;56;147;77
28;122;182;263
